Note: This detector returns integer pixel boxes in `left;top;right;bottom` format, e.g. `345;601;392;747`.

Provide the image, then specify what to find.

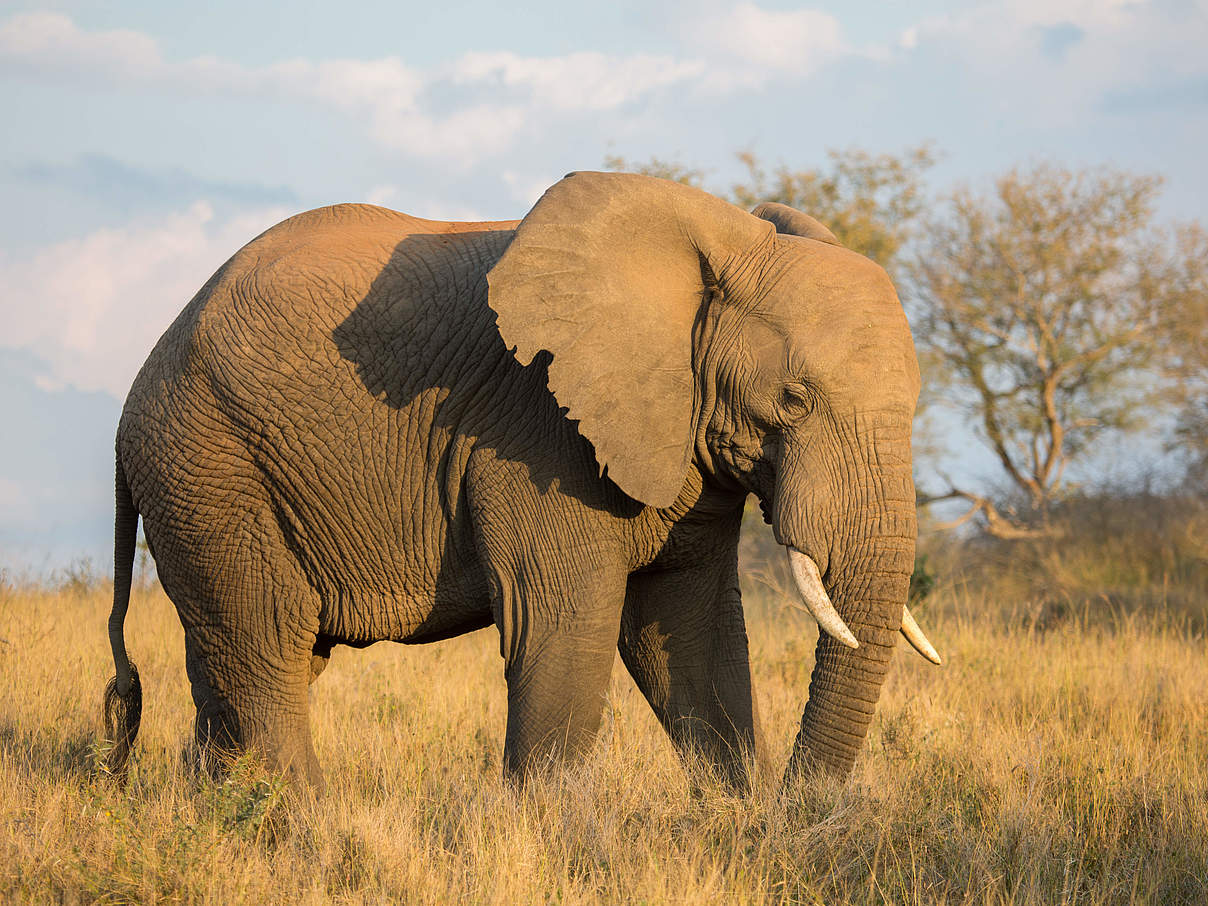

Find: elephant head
487;172;939;779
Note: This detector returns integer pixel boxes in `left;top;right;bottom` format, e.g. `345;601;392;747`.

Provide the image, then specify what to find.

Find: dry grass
2;535;1206;904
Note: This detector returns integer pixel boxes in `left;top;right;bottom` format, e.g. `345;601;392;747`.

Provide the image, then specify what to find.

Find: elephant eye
780;384;814;417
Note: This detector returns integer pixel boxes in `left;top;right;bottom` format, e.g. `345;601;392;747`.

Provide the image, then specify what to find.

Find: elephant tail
102;455;142;783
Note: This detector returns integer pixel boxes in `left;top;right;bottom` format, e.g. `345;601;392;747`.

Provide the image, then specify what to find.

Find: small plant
90;737;133;783
58;558;102;597
909;553;936;607
202;755;288;844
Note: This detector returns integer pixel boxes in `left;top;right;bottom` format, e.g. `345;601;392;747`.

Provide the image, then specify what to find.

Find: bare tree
909;164;1204;536
1163;223;1208;488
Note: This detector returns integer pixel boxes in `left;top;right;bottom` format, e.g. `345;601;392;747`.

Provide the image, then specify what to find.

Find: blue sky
2;0;1206;565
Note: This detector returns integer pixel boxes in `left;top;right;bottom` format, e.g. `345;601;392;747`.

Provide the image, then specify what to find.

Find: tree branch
917;487;1056;539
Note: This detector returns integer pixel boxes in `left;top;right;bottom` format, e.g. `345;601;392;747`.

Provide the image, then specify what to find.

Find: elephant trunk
772;421;918;781
785;543;913;779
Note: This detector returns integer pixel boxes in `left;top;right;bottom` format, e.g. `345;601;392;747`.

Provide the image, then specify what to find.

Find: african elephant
102;171;939;792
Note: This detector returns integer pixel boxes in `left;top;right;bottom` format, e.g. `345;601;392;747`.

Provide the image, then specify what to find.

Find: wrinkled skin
105;172;921;791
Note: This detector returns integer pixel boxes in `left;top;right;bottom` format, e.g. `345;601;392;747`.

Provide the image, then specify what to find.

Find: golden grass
2;559;1206;904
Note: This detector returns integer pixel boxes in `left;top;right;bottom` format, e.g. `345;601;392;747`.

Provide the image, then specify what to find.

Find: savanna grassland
2;504;1206;905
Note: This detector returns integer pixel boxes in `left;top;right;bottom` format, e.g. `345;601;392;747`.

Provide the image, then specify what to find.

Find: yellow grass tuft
1;560;1205;903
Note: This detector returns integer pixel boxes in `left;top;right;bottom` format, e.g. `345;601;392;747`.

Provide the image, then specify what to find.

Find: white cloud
696;4;844;75
896;0;1208;124
0;202;290;398
0;12;709;164
364;184;399;207
453;51;705;110
502;170;557;208
996;0;1151;30
365;103;529;162
0;193;508;399
905;0;1202;61
0;7;874;163
303;57;423;111
0;11;161;78
681;3;846;90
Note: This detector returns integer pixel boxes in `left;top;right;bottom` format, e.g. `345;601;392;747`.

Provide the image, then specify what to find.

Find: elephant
102;171;940;793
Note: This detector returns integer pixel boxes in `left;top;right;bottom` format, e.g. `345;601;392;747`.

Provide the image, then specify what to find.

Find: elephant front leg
491;556;628;779
618;558;766;790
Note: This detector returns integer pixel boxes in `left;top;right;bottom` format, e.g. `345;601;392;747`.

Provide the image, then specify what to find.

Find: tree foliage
600;154;707;189
603;150;1208;528
729;145;937;278
1161;223;1208;488
604;146;936;279
908;164;1206;535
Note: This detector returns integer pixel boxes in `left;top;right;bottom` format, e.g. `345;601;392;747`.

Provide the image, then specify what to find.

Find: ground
1;529;1206;905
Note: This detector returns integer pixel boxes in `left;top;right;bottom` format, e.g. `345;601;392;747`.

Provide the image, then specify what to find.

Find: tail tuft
102;662;142;783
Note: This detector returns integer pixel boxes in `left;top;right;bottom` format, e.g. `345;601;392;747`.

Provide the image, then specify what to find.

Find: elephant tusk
900;605;942;665
786;548;859;649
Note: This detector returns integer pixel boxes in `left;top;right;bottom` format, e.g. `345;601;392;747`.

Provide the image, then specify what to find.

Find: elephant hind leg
153;515;326;791
186;623;323;791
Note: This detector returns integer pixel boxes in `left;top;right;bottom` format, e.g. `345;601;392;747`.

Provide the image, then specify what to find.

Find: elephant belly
253;400;492;646
314;580;494;648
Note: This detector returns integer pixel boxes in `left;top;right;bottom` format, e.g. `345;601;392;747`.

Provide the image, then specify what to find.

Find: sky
1;0;1206;567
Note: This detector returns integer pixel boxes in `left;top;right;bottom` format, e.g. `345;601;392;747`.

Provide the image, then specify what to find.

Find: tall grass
1;510;1206;904
919;490;1208;636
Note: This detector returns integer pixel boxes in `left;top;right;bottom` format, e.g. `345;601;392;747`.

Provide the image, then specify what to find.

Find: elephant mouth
785;546;941;665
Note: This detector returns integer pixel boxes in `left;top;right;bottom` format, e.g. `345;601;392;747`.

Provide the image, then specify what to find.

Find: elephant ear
487;171;774;508
751;202;841;246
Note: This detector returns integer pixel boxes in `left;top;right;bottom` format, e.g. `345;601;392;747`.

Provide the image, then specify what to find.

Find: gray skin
103;171;922;791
